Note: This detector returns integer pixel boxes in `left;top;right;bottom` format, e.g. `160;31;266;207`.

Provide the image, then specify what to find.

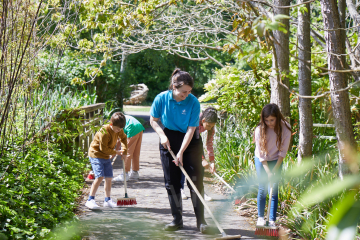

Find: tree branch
204;51;225;67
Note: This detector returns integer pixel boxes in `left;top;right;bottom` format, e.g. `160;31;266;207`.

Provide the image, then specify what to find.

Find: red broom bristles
255;227;279;237
117;198;137;206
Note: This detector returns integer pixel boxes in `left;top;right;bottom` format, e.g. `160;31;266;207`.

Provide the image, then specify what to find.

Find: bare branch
204;51;225;67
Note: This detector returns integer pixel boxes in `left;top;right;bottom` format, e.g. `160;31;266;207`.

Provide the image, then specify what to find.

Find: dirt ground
77;111;267;240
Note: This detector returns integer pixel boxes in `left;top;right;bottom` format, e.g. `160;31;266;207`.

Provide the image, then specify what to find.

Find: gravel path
78;111;265;240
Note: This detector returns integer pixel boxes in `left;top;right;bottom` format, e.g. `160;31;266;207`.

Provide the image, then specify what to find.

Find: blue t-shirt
150;90;200;133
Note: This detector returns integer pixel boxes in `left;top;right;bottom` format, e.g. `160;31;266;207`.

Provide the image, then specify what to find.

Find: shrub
0;140;88;239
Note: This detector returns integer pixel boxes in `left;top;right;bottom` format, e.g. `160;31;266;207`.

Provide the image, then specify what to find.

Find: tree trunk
320;0;357;178
345;0;360;82
270;0;290;118
297;0;312;163
118;53;127;109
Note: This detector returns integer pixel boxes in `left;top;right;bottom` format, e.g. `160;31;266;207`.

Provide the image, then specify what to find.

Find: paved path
78;111;264;240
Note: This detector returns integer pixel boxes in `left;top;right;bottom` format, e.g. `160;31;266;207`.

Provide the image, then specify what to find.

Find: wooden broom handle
204;158;236;193
169;149;226;235
122;155;128;197
266;186;273;223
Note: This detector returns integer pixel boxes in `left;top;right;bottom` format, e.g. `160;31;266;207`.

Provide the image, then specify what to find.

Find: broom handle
214;172;236;193
122;156;128;198
266;185;273;223
169;150;226;236
204;159;236;193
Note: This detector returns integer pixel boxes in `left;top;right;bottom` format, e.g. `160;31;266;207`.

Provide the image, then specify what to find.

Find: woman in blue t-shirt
150;68;209;233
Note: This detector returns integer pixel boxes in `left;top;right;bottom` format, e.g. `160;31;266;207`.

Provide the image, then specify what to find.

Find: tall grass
14;86;97;137
278;152;341;239
214;116;256;184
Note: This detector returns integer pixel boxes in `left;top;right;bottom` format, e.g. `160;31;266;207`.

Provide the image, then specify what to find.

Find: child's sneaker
269;220;276;227
85;199;100;210
103;199;119;208
113;173;129;181
181;188;188;200
129;170;139;180
204;193;212;201
256;217;265;226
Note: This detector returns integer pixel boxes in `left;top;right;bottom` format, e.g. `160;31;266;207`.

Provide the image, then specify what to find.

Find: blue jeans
255;156;282;221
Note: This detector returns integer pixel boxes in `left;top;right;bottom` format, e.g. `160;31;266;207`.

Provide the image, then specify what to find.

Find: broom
254;186;279;237
169;150;241;240
204;159;247;205
116;156;137;206
204;159;236;193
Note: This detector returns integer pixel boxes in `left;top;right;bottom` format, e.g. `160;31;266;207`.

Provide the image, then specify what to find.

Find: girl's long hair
254;103;292;156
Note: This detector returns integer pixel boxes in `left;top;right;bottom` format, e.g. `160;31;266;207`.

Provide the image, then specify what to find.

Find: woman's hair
254;103;291;155
110;112;126;128
200;107;218;123
168;68;194;90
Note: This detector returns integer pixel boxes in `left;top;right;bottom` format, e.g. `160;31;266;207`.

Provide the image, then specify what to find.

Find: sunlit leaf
326;191;360;240
273;14;290;21
293;175;360;212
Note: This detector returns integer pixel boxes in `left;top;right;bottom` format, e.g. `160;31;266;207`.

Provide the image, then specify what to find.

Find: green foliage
32;85;97;110
19;85;97;136
0;140;88;239
0;84;97;239
94;59;135;106
124;49;232;102
326;191;360;240
37;51;132;108
37;51;90;87
124;50;175;101
282;155;360;240
44;219;82;240
199;66;269;126
214;116;256;185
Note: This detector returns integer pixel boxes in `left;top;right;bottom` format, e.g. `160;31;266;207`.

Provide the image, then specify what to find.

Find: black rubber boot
190;190;218;234
190;190;207;231
164;193;183;231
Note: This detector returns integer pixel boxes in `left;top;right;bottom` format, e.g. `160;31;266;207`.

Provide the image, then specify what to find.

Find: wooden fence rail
313;123;336;140
78;103;105;155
